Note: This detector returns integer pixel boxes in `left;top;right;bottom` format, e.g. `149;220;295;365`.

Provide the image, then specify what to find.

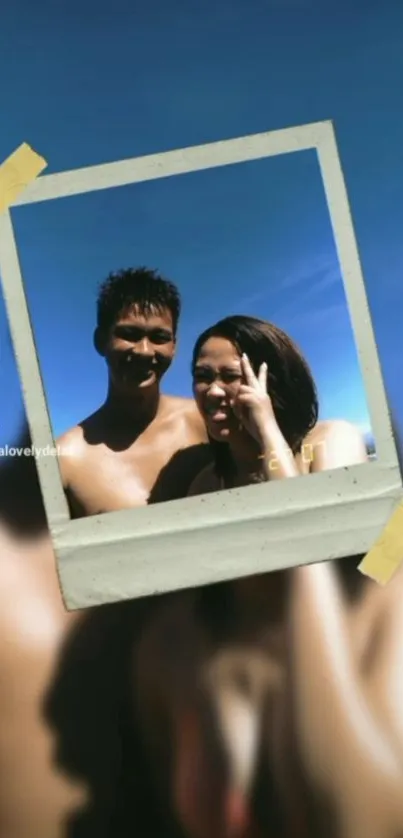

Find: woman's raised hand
231;354;276;445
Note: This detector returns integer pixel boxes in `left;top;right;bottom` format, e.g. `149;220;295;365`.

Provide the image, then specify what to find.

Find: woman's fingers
258;362;268;388
241;354;258;387
231;388;257;416
235;389;257;403
240;355;268;393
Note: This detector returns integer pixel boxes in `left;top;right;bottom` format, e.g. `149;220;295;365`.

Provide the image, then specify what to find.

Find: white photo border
0;120;401;610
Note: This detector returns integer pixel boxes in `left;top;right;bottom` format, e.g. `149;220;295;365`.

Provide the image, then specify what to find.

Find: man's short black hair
96;267;181;336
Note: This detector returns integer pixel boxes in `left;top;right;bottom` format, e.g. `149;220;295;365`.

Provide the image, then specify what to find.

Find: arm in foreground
0;527;88;838
269;562;403;838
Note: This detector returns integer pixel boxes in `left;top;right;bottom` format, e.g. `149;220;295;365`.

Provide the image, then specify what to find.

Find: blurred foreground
0;427;403;838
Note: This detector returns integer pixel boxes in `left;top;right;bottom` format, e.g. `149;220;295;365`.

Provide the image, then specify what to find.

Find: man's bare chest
69;441;174;514
67;420;201;516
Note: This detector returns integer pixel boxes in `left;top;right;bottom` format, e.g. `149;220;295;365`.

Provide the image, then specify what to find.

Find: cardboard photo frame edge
0;119;401;610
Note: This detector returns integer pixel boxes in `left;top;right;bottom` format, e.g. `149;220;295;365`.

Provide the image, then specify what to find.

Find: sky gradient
1;0;402;447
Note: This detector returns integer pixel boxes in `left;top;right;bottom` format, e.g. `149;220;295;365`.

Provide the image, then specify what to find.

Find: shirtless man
58;267;210;517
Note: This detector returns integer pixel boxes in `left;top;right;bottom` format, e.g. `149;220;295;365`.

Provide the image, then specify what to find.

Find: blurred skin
134;563;403;838
1;426;403;838
133;584;286;838
0;445;157;838
0;512;87;838
271;561;403;838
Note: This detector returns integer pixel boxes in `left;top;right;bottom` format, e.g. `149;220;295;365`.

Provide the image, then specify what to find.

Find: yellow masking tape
0;143;47;214
358;502;403;585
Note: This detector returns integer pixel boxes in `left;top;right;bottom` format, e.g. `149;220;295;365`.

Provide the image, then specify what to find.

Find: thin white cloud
236;253;342;311
280;253;342;294
283;300;348;331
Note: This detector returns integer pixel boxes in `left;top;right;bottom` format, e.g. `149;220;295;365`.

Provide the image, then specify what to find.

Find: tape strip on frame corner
0;143;47;214
358;502;403;585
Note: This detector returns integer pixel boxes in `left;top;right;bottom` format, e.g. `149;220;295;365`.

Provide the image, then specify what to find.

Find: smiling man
58;267;210;517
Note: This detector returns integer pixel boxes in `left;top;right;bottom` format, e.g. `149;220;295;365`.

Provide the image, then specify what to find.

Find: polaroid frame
0;119;401;610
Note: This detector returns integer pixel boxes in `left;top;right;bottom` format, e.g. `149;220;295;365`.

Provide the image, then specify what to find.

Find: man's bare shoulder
58;424;85;454
164;394;198;414
164;396;207;438
57;409;103;458
56;417;97;487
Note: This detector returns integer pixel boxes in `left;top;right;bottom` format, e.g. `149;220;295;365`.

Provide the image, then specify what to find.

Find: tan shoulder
187;462;219;497
304;419;368;471
56;425;88;487
167;395;198;414
57;424;87;458
306;419;366;445
166;396;207;440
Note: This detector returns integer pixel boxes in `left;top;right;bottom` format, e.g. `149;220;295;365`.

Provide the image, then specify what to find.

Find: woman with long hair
189;314;367;495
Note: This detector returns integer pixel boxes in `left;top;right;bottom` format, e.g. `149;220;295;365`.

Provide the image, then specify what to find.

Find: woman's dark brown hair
191;314;319;479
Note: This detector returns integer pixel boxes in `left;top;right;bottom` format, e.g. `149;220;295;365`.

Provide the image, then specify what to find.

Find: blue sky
1;0;402;445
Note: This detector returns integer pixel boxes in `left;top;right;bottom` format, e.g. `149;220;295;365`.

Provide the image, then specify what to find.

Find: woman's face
192;336;245;441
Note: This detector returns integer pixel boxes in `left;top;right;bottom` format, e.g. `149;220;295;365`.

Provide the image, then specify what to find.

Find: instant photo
11;144;374;509
0;122;401;608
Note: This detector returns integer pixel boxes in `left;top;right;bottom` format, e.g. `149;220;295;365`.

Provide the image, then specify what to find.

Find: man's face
104;305;176;392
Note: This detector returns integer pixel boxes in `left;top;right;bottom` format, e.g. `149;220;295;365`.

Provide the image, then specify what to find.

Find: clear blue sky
1;0;402;445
